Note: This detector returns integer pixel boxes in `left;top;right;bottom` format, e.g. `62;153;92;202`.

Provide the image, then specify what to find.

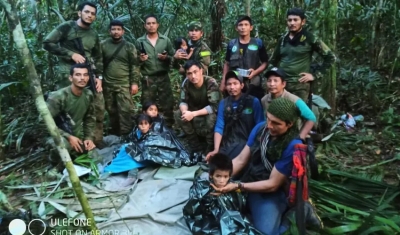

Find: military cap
187;21;203;31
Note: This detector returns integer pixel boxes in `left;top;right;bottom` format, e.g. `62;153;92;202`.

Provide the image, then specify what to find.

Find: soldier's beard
289;26;303;34
81;18;92;27
112;36;122;41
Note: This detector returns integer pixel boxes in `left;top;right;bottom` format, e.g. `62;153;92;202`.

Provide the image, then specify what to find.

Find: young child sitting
142;101;165;133
183;153;262;234
103;114;153;188
133;114;153;140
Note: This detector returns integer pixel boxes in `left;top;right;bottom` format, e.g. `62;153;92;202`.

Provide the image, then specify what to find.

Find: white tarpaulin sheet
96;140;198;235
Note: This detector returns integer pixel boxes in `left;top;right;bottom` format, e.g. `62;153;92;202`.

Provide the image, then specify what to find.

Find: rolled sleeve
295;99;316;122
204;105;213;114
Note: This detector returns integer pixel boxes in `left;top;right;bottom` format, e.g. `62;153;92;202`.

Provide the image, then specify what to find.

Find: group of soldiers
43;2;335;161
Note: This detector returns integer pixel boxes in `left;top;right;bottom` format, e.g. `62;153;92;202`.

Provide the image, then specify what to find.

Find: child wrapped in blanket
104;102;194;188
183;153;262;235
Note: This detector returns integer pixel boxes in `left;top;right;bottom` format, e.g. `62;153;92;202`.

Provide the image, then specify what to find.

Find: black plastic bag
183;177;263;235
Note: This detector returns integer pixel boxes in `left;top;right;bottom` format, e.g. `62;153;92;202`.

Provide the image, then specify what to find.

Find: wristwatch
98;75;103;80
237;182;244;191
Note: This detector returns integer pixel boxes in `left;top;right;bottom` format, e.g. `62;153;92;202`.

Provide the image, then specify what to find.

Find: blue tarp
104;144;148;173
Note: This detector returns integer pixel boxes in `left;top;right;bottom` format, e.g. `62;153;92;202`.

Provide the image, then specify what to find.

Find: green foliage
310;172;400;234
1;0;400;232
380;107;400;127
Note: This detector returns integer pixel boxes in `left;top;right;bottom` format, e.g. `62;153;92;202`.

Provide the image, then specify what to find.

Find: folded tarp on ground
97;166;199;235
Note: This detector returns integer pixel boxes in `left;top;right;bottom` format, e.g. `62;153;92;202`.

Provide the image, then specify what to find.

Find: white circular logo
28;219;47;235
232;45;237;52
8;219;26;235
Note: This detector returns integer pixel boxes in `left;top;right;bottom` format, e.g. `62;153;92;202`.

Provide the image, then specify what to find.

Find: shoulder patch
248;44;258;51
200;51;211;57
232;45;238;52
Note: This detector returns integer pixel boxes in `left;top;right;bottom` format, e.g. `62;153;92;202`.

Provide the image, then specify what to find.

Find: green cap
267;98;299;123
187;21;203;31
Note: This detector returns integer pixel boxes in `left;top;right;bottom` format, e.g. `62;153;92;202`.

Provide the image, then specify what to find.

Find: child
208;153;232;188
129;113;153;141
104;114;153;188
174;37;194;59
124;114;154;185
183;153;262;234
174;37;194;77
142;100;165;133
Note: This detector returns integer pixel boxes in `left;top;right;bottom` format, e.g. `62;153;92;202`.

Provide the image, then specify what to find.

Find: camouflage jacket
188;39;212;72
136;33;175;76
46;86;96;140
269;29;336;82
101;38;141;86
43;20;103;75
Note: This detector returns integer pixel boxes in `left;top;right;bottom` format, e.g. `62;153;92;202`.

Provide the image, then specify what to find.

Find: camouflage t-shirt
46;86;96;140
180;76;220;112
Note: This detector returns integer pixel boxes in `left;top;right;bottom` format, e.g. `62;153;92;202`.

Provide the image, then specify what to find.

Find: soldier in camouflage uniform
269;8;336;101
174;60;221;153
101;20;140;136
43;1;105;147
46;64;96;162
136;14;175;128
174;21;212;74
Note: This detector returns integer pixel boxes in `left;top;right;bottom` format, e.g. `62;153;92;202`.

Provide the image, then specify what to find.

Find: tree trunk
0;0;98;231
0;96;3;160
210;0;225;52
319;0;337;114
245;0;251;16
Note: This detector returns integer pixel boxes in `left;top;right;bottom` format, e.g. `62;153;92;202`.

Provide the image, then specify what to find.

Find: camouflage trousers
285;81;310;102
141;74;174;127
103;85;135;136
174;110;216;150
93;92;105;143
54;72;105;143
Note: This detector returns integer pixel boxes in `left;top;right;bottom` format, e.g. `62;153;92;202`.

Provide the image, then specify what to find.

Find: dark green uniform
269;29;336;101
101;38;140;135
174;76;220;152
186;21;212;72
43;20;105;144
46;86;95;159
43;20;103;89
136;34;175;127
188;39;212;73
